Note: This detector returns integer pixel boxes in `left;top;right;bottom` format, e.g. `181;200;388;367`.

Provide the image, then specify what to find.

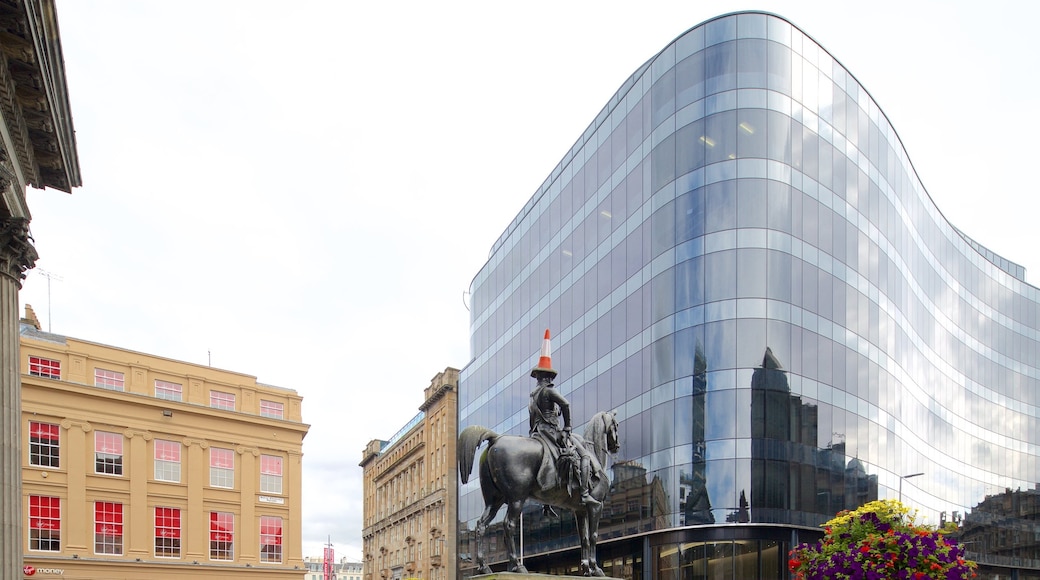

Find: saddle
531;432;588;496
531;432;563;492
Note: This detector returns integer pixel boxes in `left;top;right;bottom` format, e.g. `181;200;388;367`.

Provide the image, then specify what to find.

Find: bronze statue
459;330;619;576
528;353;600;508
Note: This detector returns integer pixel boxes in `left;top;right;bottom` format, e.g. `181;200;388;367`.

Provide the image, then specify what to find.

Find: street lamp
898;472;924;502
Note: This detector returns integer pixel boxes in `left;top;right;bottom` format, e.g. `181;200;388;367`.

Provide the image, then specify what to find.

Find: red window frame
94;368;125;390
260;399;284;419
29;421;60;468
94;431;123;475
155;379;183;401
94;501;123;555
29;356;60;379
155;507;181;558
210;447;234;488
29;495;60;552
209;511;234;560
260;454;283;494
210;390;235;410
259;516;283;563
154;439;181;482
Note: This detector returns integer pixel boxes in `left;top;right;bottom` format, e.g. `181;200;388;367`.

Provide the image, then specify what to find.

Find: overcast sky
23;0;1040;561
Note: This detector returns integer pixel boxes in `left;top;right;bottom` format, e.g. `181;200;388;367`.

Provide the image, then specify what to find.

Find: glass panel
736;109;767;160
736;38;767;88
676;51;705;109
682;542;707;580
766;41;791;94
705;110;737;164
733;540;757;580
706;541;733;580
676;118;706;177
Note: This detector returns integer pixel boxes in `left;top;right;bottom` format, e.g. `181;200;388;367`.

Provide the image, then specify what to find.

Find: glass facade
459;12;1040;580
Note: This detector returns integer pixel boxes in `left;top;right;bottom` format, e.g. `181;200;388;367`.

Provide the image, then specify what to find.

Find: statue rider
528;330;601;508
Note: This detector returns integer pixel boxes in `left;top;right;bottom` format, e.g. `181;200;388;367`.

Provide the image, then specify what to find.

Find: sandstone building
19;306;308;578
361;368;457;580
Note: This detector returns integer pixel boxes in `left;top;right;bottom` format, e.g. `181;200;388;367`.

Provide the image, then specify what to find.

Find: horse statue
459;410;619;576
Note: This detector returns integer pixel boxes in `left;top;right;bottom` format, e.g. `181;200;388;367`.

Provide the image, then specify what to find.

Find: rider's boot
580;457;601;507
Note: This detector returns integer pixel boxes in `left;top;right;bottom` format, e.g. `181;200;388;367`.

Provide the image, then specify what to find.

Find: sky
22;0;1040;562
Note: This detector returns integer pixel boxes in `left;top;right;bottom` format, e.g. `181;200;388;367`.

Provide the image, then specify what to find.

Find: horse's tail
458;425;498;484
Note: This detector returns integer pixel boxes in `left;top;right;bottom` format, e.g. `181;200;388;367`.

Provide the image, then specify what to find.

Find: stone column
0;216;37;580
61;419;90;554
184;439;208;561
126;429;152;558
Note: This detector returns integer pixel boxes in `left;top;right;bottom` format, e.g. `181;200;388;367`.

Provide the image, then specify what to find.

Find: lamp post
898;472;924;502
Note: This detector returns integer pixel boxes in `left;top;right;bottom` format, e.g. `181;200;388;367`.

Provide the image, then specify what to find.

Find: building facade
303;556;363;580
361;368;458;580
19;306;308;578
0;2;82;577
459;12;1040;580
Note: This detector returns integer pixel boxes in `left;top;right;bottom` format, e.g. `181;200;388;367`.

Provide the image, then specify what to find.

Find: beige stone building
361;368;457;580
19;306;309;578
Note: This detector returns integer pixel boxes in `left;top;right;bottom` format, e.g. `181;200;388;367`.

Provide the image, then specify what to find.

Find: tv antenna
36;268;62;333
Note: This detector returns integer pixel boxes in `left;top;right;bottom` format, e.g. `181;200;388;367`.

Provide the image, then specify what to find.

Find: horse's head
585;411;620;465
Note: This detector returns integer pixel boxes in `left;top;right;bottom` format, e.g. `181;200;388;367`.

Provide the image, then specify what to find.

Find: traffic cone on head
530;329;558;378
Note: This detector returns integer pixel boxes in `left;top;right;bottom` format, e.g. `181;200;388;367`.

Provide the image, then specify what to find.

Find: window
28;495;60;552
94;369;125;391
260;516;282;563
260;455;283;494
95;431;123;475
155;507;181;558
155;379;183;401
210;390;235;410
210;447;234;488
29;421;59;468
209;511;234;560
260;400;284;419
94;501;123;555
29;356;60;379
154;439;181;482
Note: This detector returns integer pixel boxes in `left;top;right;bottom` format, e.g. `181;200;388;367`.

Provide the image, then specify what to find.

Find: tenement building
19;306;308;578
361;368;458;580
458;12;1040;580
0;2;81;576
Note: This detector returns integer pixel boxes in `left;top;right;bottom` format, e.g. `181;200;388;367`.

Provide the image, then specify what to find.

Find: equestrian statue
459;329;620;576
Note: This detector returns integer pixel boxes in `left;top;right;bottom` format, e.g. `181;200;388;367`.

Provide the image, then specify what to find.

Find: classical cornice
0;0;80;195
418;383;454;411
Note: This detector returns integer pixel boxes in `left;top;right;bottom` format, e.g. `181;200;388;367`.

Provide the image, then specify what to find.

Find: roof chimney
22;304;41;330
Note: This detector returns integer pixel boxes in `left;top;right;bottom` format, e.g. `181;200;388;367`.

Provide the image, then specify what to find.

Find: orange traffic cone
531;329;558;378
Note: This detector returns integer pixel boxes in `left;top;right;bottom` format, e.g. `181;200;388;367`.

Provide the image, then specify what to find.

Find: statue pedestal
472;574;624;580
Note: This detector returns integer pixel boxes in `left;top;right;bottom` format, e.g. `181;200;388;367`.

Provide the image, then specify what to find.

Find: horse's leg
503;500;529;574
574;508;592;576
587;501;606;576
475;500;502;575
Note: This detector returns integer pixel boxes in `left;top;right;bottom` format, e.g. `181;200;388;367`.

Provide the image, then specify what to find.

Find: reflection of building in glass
459;11;1040;580
957;486;1040;569
750;347;877;526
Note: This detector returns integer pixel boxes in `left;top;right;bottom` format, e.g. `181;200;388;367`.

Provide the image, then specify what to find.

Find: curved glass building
459;12;1040;580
